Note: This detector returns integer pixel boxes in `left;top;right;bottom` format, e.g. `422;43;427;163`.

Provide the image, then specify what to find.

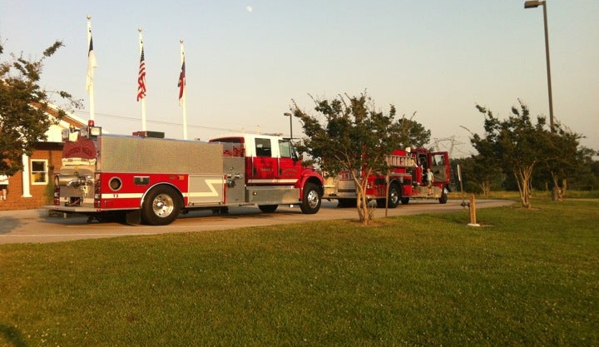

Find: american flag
137;44;146;101
178;53;185;103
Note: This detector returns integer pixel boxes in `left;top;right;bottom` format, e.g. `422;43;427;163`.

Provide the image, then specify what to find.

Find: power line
76;110;241;133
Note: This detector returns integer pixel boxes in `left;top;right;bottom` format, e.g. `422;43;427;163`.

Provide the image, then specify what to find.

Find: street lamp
524;0;554;132
283;112;293;140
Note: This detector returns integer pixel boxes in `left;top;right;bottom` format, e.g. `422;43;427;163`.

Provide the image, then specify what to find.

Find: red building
0;106;86;211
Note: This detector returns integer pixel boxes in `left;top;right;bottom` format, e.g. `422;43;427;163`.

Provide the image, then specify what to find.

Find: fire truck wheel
377;183;400;208
401;197;410;205
141;186;182;225
258;205;278;213
300;183;322;214
439;191;448;204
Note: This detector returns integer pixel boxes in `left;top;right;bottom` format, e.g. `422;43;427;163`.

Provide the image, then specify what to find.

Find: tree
291;93;403;225
470;100;551;208
395;113;431;149
568;147;599;191
585;155;599;190
457;126;504;197
454;156;503;197
469;99;590;202
542;125;583;200
0;39;80;176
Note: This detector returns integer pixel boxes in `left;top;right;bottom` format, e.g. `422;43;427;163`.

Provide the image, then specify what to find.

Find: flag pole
138;28;147;131
179;39;188;140
86;15;97;122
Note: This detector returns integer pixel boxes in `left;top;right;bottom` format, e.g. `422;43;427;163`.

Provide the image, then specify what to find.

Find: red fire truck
323;148;451;208
46;121;324;225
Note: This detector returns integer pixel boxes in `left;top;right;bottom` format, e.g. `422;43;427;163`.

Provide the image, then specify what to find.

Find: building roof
30;102;87;143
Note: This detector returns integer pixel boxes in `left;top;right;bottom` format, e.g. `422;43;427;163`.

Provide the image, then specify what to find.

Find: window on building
31;159;48;185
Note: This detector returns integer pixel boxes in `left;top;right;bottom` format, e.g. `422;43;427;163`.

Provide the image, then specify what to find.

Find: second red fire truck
46;121;325;225
323;148;451;208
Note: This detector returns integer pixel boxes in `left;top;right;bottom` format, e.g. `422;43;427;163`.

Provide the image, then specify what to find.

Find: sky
1;0;598;158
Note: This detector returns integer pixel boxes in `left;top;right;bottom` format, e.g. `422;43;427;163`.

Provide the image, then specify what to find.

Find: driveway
0;199;514;244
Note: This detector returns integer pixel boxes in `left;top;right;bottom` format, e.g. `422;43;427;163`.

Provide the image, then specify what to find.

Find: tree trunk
353;171;372;225
551;171;565;201
515;168;532;209
550;171;564;201
480;181;490;198
356;189;372;225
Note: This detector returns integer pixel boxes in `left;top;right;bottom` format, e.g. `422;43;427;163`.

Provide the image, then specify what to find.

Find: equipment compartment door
188;175;224;205
223;157;245;204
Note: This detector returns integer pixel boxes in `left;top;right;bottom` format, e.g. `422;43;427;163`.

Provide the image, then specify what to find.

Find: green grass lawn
1;198;598;346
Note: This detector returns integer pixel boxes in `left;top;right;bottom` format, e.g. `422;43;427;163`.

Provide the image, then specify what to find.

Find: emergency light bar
89;126;102;137
132;131;165;138
87;120;102;138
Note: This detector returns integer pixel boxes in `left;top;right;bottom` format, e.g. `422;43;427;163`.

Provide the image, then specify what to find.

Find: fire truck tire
378;183;400;208
258;205;278;213
439;191;448;204
401;197;410;205
300;183;322;214
141;186;182;225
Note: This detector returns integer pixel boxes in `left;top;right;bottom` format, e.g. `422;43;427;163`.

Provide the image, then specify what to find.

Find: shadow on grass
0;324;27;347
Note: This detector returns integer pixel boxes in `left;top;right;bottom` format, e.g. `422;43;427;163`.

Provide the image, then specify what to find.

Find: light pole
284;112;293;140
524;0;554;132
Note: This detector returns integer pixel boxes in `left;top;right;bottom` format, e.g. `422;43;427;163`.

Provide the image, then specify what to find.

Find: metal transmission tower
432;136;464;158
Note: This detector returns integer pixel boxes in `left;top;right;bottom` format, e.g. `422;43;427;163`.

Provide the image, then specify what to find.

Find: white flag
86;20;98;93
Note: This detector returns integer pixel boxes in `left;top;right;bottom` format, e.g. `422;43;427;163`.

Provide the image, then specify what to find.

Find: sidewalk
0;209;49;219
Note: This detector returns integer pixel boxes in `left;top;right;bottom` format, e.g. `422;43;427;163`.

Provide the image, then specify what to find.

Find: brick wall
0;143;63;211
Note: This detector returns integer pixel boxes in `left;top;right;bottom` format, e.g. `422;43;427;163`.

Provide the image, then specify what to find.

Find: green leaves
0;40;76;176
470;100;584;207
291;92;429;224
42;40;64;57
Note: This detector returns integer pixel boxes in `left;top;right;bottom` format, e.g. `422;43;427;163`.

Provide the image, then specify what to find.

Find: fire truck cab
208;133;324;213
46;122;324;225
324;148;451;208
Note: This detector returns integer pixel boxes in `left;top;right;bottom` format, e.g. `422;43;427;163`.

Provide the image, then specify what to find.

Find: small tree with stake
471;100;552;208
471;100;586;207
291;92;403;225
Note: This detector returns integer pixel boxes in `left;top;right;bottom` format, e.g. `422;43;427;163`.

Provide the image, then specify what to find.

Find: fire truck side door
429;152;450;184
250;137;278;184
278;140;301;184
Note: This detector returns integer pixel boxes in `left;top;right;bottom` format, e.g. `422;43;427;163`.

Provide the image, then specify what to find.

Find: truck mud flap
125;210;142;225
